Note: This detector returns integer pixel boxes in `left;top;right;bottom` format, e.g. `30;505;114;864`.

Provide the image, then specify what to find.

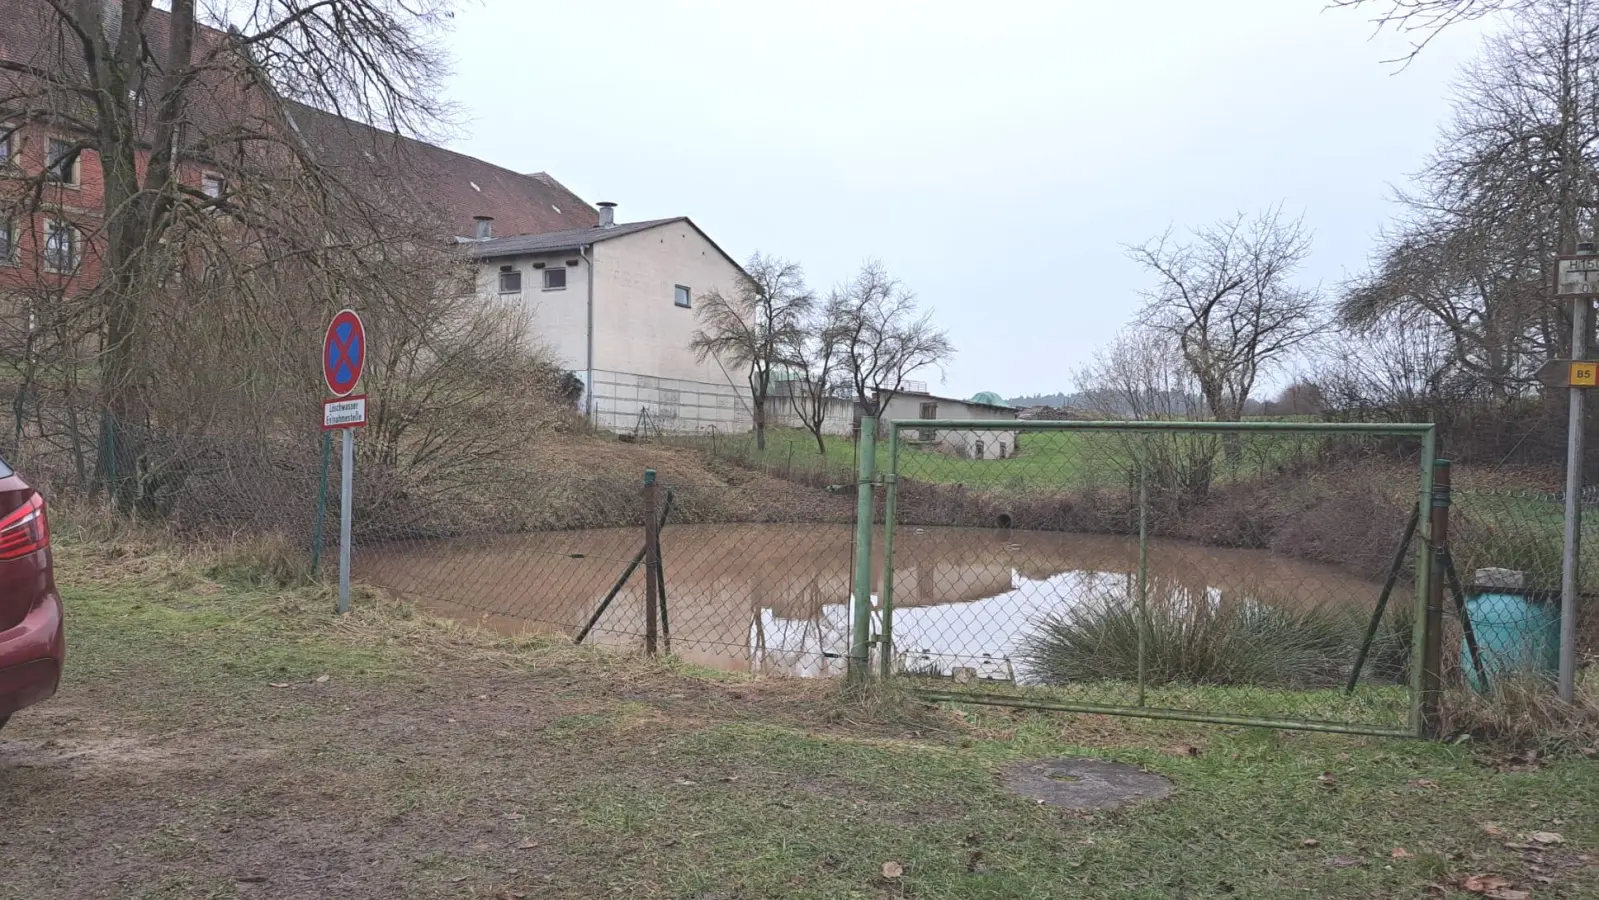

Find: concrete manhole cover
1002;758;1173;810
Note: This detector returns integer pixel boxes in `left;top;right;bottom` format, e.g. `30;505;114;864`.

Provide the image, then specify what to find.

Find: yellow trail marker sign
1538;358;1599;388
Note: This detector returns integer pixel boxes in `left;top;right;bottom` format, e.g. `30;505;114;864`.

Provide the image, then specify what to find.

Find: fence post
1421;457;1451;738
1136;449;1150;708
878;426;900;680
849;416;878;682
643;469;660;656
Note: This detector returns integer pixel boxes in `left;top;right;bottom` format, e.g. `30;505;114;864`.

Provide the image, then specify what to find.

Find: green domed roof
969;391;1011;408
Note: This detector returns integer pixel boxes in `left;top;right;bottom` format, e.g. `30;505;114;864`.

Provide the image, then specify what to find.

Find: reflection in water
358;525;1394;678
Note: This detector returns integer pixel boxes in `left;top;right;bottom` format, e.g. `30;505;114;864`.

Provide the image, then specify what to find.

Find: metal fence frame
859;418;1439;738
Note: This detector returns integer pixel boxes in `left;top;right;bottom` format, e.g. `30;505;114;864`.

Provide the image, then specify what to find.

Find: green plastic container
1462;588;1560;692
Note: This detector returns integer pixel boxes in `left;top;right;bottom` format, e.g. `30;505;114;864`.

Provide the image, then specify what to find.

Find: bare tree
1128;207;1325;423
829;260;954;424
1330;0;1536;62
783;303;849;454
689;253;814;451
1341;0;1599;400
1075;325;1220;499
0;0;458;510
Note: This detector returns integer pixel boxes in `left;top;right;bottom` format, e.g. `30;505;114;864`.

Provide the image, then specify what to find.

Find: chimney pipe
597;201;617;228
473;215;493;240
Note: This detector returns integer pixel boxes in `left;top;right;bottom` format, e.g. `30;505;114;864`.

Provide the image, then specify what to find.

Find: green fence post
879;425;900;680
310;430;332;572
1136;447;1150;708
849;416;878;683
1410;428;1439;738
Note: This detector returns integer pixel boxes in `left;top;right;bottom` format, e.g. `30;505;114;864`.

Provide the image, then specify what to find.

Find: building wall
591;224;745;386
476;250;592;373
590;369;751;433
879;393;1019;460
0;121;211;298
764;394;856;437
473;222;754;434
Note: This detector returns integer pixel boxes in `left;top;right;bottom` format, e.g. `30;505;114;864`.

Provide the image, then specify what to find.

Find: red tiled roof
286;103;596;237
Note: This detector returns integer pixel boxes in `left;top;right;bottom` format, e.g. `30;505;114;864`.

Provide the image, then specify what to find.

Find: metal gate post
849;417;878;682
879;426;901;680
1421;458;1452;738
1410;429;1438;738
643;469;660;657
1136;448;1150;708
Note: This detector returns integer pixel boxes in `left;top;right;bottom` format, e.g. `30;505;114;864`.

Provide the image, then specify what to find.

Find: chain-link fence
877;420;1441;735
22;391;1590;737
352;465;863;676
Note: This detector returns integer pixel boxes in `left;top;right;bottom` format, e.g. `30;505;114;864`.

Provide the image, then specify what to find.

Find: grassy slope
1;538;1597;899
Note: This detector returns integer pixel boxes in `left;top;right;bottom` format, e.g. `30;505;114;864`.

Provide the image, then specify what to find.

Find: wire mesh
881;421;1438;734
352;467;864;678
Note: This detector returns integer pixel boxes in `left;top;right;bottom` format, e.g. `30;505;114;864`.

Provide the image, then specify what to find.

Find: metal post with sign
1554;247;1597;701
322;309;367;614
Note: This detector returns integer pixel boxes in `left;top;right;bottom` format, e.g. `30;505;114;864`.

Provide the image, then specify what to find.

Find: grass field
709;425;1399;494
707;427;1149;491
2;533;1596;898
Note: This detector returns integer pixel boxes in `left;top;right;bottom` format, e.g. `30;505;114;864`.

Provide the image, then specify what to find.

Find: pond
357;524;1398;678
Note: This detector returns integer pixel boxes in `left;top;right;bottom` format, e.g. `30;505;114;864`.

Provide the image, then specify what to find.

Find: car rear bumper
0;589;63;718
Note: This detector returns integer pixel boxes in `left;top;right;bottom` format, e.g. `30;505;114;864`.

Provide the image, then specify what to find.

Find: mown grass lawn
1;535;1596;899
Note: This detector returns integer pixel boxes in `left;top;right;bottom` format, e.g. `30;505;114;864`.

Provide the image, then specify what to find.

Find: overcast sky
440;0;1492;401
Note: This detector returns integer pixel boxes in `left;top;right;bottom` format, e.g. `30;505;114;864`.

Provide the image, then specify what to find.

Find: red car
0;458;61;731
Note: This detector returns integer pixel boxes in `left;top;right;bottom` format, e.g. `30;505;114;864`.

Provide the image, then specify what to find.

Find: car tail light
0;492;49;560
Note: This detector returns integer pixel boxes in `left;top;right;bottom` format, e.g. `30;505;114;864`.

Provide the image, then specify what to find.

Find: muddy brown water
357;525;1397;677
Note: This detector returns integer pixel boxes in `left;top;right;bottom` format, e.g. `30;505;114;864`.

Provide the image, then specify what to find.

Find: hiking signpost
322;309;366;614
1555;248;1596;701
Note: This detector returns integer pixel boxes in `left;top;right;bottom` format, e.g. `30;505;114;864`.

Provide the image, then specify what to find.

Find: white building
289;107;759;434
467;205;755;433
879;390;1020;459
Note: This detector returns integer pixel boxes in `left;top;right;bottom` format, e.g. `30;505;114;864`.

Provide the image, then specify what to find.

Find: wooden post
643;470;660;656
1422;459;1451;738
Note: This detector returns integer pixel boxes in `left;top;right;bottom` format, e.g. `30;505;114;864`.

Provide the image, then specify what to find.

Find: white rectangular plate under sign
322;395;367;430
1558;256;1599;296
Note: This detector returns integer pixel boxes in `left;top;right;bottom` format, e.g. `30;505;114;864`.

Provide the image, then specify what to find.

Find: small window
543;267;566;290
674;284;691;308
998;441;1008;459
201;172;225;200
498;266;522;293
0;218;13;264
0;128;12;168
46;138;78;185
44;220;80;273
918;402;937;419
974;439;986;459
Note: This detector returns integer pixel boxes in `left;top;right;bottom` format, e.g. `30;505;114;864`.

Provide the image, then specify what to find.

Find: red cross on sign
323;309;366;397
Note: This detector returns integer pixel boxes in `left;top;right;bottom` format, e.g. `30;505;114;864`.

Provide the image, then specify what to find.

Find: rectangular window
0;128;12;168
0;219;13;264
543;267;566;290
498;266;522;293
674;284;691;308
44;220;80;273
46;138;78;185
201;172;226;200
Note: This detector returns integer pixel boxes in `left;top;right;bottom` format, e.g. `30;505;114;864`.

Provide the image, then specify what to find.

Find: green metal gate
852;418;1440;737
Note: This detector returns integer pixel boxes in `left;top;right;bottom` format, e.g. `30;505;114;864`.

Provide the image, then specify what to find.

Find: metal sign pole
1560;312;1590;702
338;427;354;614
1553;247;1598;702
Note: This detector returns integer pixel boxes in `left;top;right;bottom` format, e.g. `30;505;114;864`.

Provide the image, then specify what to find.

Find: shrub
1019;589;1370;689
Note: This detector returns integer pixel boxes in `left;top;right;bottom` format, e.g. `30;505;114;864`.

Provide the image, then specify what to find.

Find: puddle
358;525;1394;676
